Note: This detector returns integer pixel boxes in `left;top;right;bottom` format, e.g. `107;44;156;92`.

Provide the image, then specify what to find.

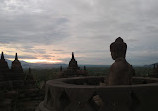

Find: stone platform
37;76;158;111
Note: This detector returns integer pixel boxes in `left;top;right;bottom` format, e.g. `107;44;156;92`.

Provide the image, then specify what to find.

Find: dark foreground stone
37;76;158;111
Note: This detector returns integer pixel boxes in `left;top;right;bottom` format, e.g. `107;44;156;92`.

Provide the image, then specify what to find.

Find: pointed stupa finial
154;64;156;69
15;53;18;60
72;52;74;59
29;67;31;74
1;52;4;60
60;66;63;71
84;66;86;71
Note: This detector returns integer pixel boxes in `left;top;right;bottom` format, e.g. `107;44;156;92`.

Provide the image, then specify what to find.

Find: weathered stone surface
37;76;158;111
36;37;158;111
107;37;134;85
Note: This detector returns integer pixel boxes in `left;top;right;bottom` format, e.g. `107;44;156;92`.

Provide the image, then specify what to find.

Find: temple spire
72;52;74;59
15;53;18;60
68;52;79;70
60;66;63;71
154;64;156;69
1;52;4;60
84;66;86;71
29;67;31;74
11;53;23;73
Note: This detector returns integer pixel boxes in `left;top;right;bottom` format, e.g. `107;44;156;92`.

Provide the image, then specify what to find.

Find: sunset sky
0;0;158;65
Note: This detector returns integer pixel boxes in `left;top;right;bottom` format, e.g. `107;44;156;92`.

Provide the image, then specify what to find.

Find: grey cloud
58;58;70;64
53;49;64;52
0;13;70;45
15;45;47;54
0;0;158;65
21;48;46;54
76;50;105;54
54;51;71;54
4;54;37;59
41;54;55;59
128;54;158;65
126;39;138;42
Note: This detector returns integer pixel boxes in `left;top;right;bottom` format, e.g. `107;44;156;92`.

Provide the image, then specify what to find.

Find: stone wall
37;76;158;111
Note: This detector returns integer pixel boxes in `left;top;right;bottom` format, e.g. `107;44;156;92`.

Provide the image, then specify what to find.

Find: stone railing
37;76;158;111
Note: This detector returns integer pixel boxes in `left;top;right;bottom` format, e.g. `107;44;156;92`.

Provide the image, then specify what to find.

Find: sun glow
23;59;62;64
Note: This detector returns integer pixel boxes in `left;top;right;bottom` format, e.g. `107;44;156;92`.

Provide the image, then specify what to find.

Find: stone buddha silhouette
107;37;134;85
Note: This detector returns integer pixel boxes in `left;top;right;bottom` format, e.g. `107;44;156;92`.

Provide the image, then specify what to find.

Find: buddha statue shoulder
107;37;134;85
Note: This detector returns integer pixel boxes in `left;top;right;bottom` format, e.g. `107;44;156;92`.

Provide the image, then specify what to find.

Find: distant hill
5;59;68;69
25;64;110;69
5;59;110;69
28;63;67;69
144;62;158;67
79;65;110;68
5;59;12;68
6;58;153;69
6;59;30;69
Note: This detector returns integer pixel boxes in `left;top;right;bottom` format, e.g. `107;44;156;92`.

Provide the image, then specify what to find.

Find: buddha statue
107;37;134;85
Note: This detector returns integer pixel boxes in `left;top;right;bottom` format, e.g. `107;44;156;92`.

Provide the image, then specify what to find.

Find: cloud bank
0;0;158;65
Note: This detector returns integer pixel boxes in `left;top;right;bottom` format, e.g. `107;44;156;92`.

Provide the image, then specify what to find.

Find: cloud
76;49;106;54
0;15;70;45
0;0;158;65
53;49;64;52
40;54;55;59
4;53;37;59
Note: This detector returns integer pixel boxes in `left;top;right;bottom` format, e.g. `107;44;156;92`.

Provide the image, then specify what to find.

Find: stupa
37;37;158;111
59;52;87;78
0;52;33;88
25;67;34;80
68;52;80;70
0;52;43;111
149;64;158;77
11;53;23;73
0;52;9;73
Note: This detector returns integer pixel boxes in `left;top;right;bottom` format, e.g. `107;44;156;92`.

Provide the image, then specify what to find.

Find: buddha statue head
110;37;127;60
